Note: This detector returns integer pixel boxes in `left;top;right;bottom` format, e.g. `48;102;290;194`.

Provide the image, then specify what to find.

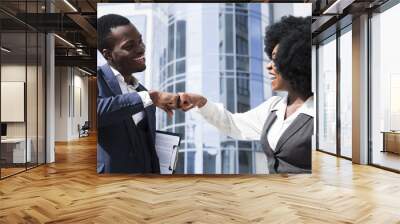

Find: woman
179;16;313;174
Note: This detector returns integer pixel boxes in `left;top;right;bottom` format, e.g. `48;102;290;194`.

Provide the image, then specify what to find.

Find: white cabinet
1;138;31;163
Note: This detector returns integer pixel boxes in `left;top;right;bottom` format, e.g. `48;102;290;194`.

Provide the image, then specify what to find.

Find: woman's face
266;44;288;91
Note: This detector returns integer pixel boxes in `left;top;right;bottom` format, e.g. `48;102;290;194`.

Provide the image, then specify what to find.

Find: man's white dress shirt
110;66;153;125
197;95;314;151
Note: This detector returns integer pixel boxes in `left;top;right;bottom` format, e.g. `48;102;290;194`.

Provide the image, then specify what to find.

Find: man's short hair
97;14;131;51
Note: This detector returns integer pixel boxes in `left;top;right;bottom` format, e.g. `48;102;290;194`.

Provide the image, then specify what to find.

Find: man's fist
149;91;179;117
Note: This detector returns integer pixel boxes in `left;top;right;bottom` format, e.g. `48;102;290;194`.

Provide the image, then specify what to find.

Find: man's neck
109;63;125;76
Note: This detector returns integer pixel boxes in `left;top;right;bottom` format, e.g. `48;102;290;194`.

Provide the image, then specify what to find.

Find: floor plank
1;135;400;223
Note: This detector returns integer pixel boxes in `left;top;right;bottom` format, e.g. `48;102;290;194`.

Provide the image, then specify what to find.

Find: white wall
55;67;89;141
1;65;39;137
1;63;46;164
55;66;68;141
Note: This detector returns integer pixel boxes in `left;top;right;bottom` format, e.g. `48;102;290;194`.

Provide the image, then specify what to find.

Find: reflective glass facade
370;3;400;171
157;3;272;174
0;0;47;179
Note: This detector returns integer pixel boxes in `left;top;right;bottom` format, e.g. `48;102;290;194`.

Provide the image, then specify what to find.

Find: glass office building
155;3;269;174
152;3;310;174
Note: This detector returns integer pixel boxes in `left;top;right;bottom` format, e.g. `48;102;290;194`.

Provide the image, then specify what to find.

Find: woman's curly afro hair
264;16;312;98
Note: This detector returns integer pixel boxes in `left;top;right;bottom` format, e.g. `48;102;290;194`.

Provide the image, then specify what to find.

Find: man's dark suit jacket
97;64;160;173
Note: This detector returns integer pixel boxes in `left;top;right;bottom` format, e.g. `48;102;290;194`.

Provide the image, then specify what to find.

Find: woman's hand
178;93;207;112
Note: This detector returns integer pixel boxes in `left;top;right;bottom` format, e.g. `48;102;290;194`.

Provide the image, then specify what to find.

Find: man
97;14;179;173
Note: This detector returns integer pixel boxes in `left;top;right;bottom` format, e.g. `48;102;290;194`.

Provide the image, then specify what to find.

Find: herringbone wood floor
1;135;400;224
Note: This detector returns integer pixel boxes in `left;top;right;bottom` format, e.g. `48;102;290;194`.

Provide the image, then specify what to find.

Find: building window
176;21;186;59
221;141;237;174
225;14;234;54
317;35;337;155
226;78;236;113
176;60;185;74
168;23;175;62
238;141;252;173
236;56;249;71
339;26;352;158
370;3;400;171
203;150;217;174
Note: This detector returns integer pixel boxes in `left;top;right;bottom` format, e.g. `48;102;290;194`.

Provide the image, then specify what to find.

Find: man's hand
149;91;179;117
178;92;207;112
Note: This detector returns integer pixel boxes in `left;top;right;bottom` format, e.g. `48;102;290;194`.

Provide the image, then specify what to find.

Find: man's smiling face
105;23;146;74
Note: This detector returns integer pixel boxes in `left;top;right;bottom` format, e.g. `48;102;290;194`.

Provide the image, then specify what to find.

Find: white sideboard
1;138;32;163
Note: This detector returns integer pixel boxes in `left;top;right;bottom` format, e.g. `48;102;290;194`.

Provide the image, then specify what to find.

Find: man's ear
102;49;112;62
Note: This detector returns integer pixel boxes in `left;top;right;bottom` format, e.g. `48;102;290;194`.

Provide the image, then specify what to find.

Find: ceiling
308;0;390;42
0;0;394;73
0;0;97;73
